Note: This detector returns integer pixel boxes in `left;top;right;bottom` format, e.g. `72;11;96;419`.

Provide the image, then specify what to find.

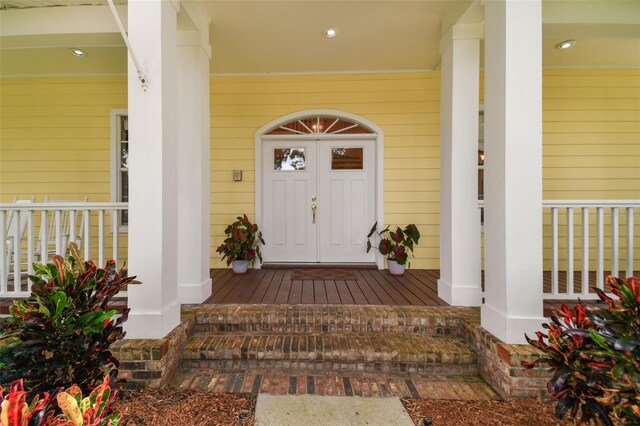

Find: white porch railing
0;202;128;298
479;200;639;300
543;200;638;300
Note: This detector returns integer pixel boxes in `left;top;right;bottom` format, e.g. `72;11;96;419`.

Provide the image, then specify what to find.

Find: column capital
439;23;484;54
178;1;211;59
178;30;212;59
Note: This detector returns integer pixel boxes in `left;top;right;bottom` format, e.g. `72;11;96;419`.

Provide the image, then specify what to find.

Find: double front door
262;139;375;263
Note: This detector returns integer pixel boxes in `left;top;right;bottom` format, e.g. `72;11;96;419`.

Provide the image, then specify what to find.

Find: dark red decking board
205;268;448;306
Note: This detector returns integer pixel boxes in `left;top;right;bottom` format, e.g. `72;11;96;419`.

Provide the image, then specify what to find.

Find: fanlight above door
265;116;374;136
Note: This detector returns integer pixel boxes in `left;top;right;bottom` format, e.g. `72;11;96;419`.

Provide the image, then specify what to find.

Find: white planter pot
387;260;405;276
232;260;249;274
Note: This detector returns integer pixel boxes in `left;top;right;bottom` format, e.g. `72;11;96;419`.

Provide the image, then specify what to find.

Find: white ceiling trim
0;5;125;37
210;68;439;77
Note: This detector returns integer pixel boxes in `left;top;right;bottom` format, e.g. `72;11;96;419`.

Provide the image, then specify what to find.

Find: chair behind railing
36;197;89;260
0;200;128;298
1;197;35;290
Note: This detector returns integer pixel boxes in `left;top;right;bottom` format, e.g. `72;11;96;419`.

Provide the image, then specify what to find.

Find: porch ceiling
0;0;638;76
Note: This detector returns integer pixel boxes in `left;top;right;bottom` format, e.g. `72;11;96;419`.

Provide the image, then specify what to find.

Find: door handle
311;203;317;224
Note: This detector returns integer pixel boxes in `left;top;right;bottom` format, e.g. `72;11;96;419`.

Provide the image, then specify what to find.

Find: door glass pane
331;148;363;170
274;148;306;170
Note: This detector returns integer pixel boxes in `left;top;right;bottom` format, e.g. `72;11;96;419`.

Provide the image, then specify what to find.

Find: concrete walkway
254;395;414;426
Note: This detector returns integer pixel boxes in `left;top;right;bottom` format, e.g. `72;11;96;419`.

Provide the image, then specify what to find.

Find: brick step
185;304;479;337
182;332;478;376
172;369;499;400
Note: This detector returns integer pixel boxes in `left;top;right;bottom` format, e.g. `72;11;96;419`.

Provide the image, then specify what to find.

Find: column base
481;303;545;344
437;278;482;307
125;300;181;339
178;278;212;304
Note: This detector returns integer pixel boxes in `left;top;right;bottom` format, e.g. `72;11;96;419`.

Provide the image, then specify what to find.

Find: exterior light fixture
555;40;576;49
70;48;87;57
325;28;338;38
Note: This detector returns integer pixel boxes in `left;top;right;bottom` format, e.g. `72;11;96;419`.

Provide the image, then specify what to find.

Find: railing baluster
611;207;619;277
551;207;559;296
69;209;76;250
13;209;21;294
566;207;574;295
40;210;48;263
597;207;604;290
627;207;634;278
581;207;589;295
112;209;119;262
27;210;34;277
83;210;90;260
0;211;6;294
55;210;62;255
98;210;105;268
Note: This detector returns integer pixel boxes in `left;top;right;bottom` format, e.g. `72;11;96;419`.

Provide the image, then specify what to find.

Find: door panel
319;140;375;263
262;141;317;262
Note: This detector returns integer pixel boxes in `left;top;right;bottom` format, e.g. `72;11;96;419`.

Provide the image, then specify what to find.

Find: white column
482;0;545;344
438;23;483;306
125;0;180;339
177;25;212;303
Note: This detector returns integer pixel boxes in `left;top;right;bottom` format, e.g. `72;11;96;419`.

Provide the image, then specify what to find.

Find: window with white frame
110;109;128;229
478;108;484;225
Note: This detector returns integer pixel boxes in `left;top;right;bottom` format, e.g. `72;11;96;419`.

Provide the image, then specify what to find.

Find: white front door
262;140;318;262
262;138;376;264
318;140;375;262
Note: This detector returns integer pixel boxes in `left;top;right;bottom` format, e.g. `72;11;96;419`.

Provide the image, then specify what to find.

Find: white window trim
110;108;128;233
479;104;485;232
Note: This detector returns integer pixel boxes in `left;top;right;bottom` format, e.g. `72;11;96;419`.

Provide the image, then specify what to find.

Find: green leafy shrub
524;276;640;425
216;214;265;266
0;374;121;425
0;244;139;397
366;222;421;265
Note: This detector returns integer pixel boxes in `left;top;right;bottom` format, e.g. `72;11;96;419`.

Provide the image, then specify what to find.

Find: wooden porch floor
3;268;637;315
205;268;448;306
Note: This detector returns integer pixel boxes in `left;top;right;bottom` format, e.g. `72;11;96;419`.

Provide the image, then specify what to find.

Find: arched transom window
266;115;374;136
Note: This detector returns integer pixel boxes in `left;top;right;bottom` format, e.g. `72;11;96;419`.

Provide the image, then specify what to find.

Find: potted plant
216;214;265;274
366;222;420;275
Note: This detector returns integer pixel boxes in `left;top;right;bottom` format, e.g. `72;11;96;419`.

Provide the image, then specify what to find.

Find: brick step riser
193;322;462;337
181;360;479;377
189;306;478;338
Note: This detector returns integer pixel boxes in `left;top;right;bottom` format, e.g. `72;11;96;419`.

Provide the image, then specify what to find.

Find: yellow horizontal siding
210;72;442;268
541;69;640;270
0;77;126;205
542;68;640;203
1;69;638;273
0;76;127;264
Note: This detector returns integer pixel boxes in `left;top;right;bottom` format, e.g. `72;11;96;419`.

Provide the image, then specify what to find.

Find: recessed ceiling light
70;48;87;57
325;28;338;38
555;40;576;49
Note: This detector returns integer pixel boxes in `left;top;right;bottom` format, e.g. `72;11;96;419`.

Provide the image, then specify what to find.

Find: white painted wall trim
254;109;385;268
110;108;128;233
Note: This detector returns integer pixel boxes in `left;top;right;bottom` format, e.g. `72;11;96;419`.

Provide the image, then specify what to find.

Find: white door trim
254;109;385;268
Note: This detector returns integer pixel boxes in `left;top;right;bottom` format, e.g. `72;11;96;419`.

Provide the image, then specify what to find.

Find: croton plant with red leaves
366;222;421;266
216;214;265;266
0;375;121;425
0;244;138;399
524;276;640;425
0;379;49;426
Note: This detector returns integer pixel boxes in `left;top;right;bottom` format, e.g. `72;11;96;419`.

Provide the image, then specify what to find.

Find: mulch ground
402;398;573;426
113;388;572;426
113;388;255;426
